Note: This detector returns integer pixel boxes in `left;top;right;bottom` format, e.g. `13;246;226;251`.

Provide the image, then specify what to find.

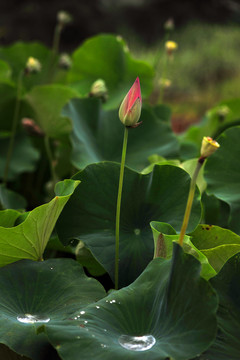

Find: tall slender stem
159;55;168;104
47;24;62;82
115;126;128;290
153;31;170;70
3;70;23;185
52;24;62;56
44;136;57;186
179;159;204;246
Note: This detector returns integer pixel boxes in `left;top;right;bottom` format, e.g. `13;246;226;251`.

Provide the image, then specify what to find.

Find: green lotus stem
52;24;62;56
159;55;168;104
3;70;23;185
44;136;57;186
179;159;204;246
47;24;62;81
115;126;128;290
153;31;170;70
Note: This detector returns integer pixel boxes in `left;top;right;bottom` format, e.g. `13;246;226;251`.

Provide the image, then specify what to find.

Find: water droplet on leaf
118;334;156;351
17;314;50;324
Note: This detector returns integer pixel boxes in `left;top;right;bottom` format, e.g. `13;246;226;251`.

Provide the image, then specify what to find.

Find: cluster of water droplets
16;299;156;353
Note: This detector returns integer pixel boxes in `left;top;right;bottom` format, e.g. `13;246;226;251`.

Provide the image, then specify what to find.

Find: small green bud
89;79;108;102
58;53;72;70
57;11;72;27
164;18;174;31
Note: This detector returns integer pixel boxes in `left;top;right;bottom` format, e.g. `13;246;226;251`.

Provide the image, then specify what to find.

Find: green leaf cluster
0;30;240;360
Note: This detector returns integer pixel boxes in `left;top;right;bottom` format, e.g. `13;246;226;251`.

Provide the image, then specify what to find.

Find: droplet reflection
118;334;156;351
17;314;50;324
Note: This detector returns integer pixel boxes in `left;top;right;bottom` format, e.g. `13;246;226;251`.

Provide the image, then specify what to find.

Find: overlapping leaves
0;179;79;266
62;98;179;171
0;258;105;360
57;162;201;287
45;245;218;360
204;126;240;234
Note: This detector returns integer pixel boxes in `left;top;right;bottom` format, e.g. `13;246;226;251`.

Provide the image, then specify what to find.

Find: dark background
1;0;240;50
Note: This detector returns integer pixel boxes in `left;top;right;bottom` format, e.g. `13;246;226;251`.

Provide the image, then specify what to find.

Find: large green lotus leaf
0;42;51;89
190;224;240;273
204;252;240;359
201;192;230;228
0;258;105;360
0;134;40;180
152;104;171;122
0;344;31;360
0;84;17;131
180;114;215;150
56;162;201;287
204;126;240;234
180;158;206;194
181;99;240;152
67;34;154;109
0;209;21;227
46;244;218;360
150;221;216;280
143;158;206;192
0;184;26;210
75;241;107;277
0;179;79;266
25;85;78;138
207;98;240;129
141;158;180;175
0;60;12;85
62;98;179;171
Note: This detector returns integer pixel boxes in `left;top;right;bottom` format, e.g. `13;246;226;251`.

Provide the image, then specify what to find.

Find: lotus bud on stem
21;118;45;137
3;57;41;185
165;41;178;58
159;41;177;104
164;18;175;32
53;11;72;54
48;11;72;81
89;79;108;103
58;53;72;70
25;57;41;75
115;77;142;290
178;136;220;247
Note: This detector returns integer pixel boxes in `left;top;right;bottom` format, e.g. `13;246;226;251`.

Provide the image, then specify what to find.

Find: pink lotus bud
21;118;45;137
119;77;142;127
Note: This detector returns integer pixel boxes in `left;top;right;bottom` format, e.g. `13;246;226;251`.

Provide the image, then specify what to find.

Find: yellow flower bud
25;57;41;74
159;78;172;88
200;136;220;158
165;41;178;56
